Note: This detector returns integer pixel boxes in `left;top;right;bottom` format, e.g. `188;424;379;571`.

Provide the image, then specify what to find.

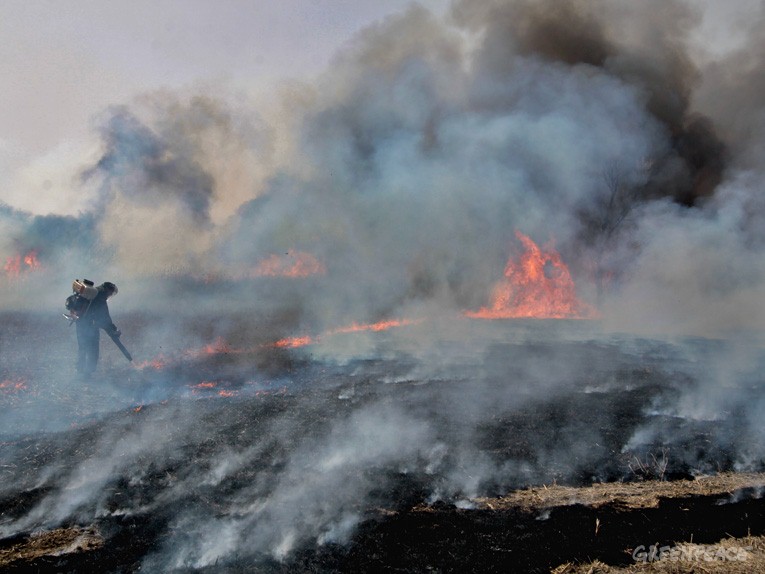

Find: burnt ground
1;311;765;572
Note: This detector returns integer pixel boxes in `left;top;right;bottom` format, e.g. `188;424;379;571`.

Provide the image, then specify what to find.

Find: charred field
1;311;765;573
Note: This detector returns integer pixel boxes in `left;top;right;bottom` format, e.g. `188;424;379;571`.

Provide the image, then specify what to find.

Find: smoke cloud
4;0;757;333
3;0;765;569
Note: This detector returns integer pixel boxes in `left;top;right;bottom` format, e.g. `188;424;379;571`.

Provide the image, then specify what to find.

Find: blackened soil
2;313;765;572
2;487;764;573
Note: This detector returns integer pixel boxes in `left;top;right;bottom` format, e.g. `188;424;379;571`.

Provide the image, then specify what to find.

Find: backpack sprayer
64;279;97;323
72;278;98;299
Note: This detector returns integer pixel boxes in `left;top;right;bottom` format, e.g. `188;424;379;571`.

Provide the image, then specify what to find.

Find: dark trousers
76;322;100;373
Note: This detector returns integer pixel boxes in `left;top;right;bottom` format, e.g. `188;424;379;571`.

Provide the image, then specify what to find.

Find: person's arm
95;298;120;336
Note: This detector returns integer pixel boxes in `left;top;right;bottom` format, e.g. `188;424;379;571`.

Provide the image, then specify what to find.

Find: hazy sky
0;0;447;213
1;1;452;150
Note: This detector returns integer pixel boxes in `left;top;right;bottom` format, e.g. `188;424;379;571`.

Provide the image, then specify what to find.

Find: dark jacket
80;288;118;333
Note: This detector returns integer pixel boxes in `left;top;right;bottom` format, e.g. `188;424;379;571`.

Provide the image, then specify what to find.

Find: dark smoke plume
85;106;215;224
457;0;727;203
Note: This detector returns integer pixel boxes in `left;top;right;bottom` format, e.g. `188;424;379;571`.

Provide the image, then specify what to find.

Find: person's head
101;282;118;298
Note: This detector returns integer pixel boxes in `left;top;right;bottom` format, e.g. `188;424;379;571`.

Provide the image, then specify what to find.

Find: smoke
214;1;696;328
152;404;434;568
80;99;276;278
3;0;765;568
3;0;760;330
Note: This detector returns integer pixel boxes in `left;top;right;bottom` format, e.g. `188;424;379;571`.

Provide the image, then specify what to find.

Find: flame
3;257;19;275
329;318;418;335
136;340;246;372
270;318;416;349
189;381;238;398
4;250;41;276
466;231;596;320
136;316;416;367
190;381;218;397
136;355;170;370
250;251;326;278
0;378;28;394
198;337;235;356
192;381;217;389
272;335;316;349
24;251;41;270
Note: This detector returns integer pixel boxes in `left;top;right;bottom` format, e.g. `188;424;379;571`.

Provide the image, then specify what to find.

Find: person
75;281;121;374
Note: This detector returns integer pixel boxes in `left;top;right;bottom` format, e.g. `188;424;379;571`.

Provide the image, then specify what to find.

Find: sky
0;0;448;214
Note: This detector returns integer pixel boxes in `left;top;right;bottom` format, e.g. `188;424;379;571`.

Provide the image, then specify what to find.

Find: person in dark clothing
76;281;120;374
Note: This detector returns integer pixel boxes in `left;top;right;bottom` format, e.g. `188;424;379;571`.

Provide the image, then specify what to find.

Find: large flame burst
467;232;596;320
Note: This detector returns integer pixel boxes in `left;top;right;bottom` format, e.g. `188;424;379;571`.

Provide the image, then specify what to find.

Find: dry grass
474;472;765;511
0;526;103;567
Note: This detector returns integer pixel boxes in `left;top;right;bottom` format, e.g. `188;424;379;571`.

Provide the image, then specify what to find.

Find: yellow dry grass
474;472;765;511
0;526;103;567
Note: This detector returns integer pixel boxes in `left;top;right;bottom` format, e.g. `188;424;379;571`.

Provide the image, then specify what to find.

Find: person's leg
83;328;99;374
91;331;100;371
76;323;87;373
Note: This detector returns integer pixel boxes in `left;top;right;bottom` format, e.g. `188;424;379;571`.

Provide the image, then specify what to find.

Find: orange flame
199;337;235;356
4;250;41;276
0;378;28;394
192;381;218;389
137;339;245;372
180;337;247;361
188;381;238;398
24;251;41;270
329;319;418;335
270;318;416;349
4;255;21;275
136;355;170;370
466;231;596;320
250;251;326;278
136;316;416;367
272;335;316;349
